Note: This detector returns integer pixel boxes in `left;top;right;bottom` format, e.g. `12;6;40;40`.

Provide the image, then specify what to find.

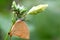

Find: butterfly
8;1;48;40
8;19;29;40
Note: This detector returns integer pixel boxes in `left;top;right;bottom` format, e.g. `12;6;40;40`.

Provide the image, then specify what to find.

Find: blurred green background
0;0;60;40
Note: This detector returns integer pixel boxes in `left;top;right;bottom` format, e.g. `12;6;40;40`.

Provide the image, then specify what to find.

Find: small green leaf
27;4;48;15
12;1;17;8
20;6;27;13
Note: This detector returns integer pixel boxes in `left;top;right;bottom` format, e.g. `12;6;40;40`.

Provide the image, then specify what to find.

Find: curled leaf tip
12;1;16;8
12;1;16;5
27;4;48;15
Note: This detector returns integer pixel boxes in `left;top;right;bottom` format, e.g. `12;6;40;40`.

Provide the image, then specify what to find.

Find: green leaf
27;4;48;15
11;1;17;9
20;6;27;13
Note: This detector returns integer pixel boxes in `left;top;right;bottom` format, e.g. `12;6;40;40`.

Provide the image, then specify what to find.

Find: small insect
8;1;29;40
8;1;48;40
8;19;29;40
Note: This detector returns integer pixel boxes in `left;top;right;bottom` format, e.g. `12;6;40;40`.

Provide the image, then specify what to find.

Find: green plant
5;1;48;40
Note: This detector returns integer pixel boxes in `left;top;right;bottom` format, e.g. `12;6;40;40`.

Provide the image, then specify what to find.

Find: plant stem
4;22;13;40
4;33;9;40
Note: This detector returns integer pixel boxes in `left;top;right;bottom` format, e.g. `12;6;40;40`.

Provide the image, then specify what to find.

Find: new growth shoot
12;1;48;20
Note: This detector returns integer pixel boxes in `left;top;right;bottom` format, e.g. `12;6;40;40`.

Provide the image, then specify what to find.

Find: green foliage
0;0;60;40
12;1;27;19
